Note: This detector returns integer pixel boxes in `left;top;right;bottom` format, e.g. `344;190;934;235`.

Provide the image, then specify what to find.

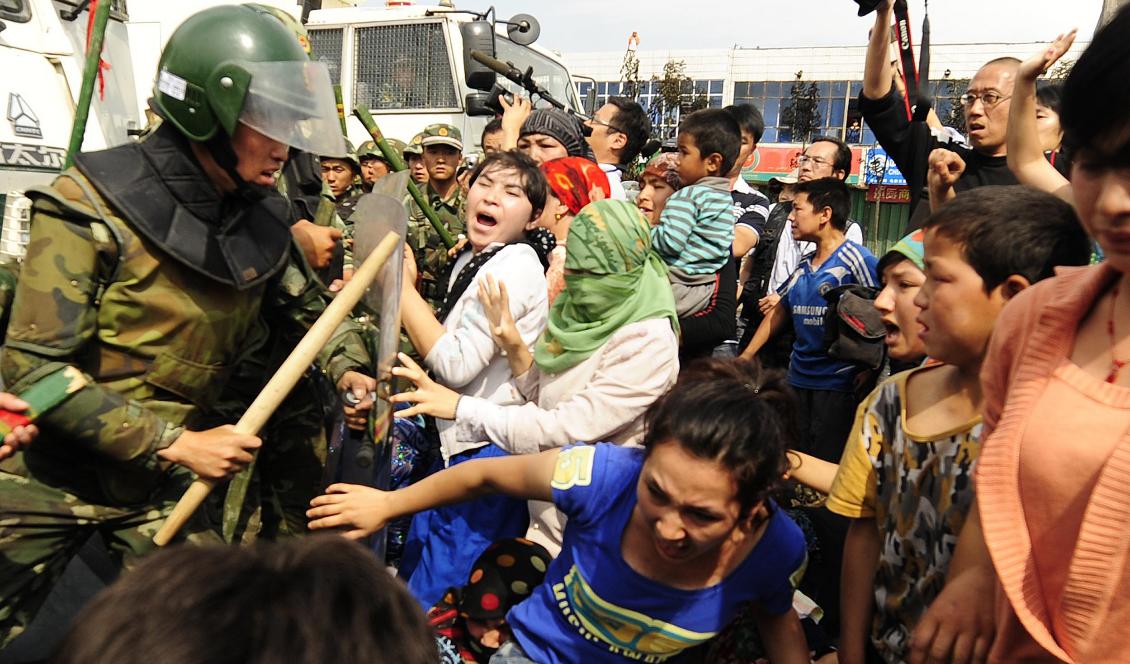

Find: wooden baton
152;230;401;546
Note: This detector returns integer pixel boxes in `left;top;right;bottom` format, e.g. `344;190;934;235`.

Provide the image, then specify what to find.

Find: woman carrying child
310;359;811;664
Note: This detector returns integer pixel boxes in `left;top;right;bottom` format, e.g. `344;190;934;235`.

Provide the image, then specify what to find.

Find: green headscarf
534;199;679;374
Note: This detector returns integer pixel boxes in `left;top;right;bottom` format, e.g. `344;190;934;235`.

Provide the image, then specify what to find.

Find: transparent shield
239;60;346;157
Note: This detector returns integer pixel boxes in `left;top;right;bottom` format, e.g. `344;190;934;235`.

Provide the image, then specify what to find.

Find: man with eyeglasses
859;0;1019;229
585;97;651;199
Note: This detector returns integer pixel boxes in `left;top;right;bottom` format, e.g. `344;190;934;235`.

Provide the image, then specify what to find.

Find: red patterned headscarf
540;157;611;216
642;152;681;190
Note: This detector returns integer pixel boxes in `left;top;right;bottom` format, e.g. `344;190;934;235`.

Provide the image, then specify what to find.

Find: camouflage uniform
404;124;466;308
0;135;366;644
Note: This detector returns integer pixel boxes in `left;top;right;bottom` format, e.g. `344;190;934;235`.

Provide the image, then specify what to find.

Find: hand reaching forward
389;352;461;420
307;483;390;540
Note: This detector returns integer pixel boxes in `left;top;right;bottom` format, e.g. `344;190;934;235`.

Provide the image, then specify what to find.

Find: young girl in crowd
537;157;611;303
310;359;811;664
919;11;1130;661
385;199;680;556
388;150;552;606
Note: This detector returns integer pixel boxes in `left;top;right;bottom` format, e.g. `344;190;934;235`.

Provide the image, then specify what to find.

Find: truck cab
306;2;584;153
0;0;140;258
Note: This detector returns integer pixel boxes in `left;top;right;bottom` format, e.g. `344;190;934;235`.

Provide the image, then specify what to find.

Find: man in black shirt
860;0;1019;229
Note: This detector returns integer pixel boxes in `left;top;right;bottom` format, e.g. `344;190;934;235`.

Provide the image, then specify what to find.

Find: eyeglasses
587;117;623;135
796;155;830;167
959;91;1011;108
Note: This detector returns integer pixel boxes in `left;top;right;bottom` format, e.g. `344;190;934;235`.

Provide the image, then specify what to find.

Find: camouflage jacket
0;170;368;506
404;183;466;306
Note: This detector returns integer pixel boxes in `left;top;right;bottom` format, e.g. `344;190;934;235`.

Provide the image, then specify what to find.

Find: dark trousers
793;385;860;640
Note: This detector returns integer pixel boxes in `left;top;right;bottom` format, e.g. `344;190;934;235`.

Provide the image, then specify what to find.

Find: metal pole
64;0;112;169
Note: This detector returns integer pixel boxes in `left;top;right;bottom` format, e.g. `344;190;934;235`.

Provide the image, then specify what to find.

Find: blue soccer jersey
779;240;878;392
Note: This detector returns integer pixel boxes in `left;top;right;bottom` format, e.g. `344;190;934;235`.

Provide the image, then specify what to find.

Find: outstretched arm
308;446;560;539
1007;31;1076;203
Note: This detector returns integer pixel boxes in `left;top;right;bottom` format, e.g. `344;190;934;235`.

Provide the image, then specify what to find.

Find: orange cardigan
979;263;1130;663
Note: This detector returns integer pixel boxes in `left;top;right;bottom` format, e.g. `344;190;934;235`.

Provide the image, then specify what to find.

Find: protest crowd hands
389;352;460;420
307;482;391;539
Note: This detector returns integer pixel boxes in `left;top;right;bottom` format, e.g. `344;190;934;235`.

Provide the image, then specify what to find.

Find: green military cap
419;123;463;151
358;138;407;161
403;132;425;156
323;139;360;171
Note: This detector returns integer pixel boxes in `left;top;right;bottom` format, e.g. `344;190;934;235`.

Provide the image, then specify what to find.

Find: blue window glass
750;82;764;98
817;81;831;97
763;97;781;126
828;99;846;131
709;80;723;94
861;120;876;145
733;82;747;98
762;127;777;143
765;81;780;97
832;81;848;98
607;82;621;96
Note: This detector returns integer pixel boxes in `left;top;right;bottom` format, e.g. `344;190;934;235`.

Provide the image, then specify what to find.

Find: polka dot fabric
459;538;553;622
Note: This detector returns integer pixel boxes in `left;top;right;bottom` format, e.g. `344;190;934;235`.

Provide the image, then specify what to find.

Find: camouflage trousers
0;467;220;647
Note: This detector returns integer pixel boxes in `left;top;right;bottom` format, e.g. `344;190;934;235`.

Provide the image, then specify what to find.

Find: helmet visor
239;60;346;157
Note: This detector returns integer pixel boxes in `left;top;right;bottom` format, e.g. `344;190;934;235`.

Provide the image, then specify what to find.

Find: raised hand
389;352;461;420
1019;29;1077;81
307;483;390;539
478;274;524;352
927;148;966;210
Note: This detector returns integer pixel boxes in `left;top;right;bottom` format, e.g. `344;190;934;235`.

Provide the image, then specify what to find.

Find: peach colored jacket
979;263;1130;663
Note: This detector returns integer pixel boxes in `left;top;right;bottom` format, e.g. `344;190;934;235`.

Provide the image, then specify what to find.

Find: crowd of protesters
1;1;1129;663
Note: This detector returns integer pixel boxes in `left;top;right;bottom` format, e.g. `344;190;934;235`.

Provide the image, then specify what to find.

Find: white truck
305;1;589;153
0;0;141;255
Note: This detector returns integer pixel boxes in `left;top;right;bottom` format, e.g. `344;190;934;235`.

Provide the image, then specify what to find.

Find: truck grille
309;27;344;85
352;22;459;111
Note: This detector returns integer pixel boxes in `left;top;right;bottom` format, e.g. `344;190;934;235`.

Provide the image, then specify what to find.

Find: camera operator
859;0;1019;228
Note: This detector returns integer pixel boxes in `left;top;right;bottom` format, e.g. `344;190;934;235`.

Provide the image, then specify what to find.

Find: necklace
1107;281;1127;383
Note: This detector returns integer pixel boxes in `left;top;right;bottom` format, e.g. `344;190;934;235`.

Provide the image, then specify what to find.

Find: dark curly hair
642;358;798;516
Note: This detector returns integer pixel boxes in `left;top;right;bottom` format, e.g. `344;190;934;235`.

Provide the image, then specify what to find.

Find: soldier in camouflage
404;132;429;187
357;138;406;192
404;123;466;308
321;147;364;222
0;6;372;645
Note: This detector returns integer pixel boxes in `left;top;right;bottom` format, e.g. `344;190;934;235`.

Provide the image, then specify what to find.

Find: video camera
853;0;887;17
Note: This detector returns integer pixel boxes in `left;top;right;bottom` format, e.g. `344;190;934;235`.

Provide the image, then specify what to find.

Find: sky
364;0;1105;52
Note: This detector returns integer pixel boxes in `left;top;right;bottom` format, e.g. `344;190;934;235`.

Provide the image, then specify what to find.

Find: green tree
780;71;822;143
938;77;970;134
619;46;642;99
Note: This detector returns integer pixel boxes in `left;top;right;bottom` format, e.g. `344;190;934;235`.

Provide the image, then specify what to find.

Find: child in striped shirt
652;109;742;316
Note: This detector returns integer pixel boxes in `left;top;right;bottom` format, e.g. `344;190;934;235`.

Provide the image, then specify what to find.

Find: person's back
827;185;1091;663
652;109;741;317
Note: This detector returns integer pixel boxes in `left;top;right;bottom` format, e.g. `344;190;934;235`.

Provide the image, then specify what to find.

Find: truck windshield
495;37;580;112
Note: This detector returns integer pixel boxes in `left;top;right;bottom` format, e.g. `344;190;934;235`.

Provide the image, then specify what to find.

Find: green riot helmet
152;5;344;158
244;3;311;56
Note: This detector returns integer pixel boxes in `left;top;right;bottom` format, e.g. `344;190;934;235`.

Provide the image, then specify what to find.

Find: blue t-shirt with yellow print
506;444;807;664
